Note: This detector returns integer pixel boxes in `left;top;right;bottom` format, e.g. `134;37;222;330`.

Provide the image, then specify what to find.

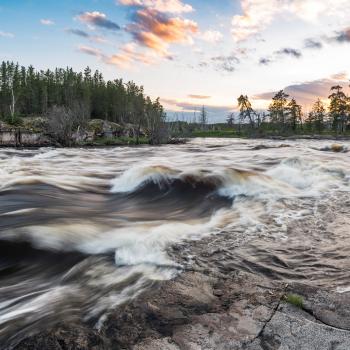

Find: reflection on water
0;139;349;348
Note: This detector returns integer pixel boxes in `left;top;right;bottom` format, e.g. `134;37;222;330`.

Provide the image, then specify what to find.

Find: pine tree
199;105;207;129
268;90;289;132
286;98;302;132
237;95;255;128
328;85;349;134
307;99;326;133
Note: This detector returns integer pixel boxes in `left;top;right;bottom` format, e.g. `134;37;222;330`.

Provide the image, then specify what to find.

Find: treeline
0;61;166;142
233;85;350;135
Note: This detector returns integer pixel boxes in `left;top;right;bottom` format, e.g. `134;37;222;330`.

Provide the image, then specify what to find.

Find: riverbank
0;118;185;147
2;117;350;148
190;130;350;140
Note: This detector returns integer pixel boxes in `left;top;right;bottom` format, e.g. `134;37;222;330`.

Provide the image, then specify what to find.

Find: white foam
110;165;178;193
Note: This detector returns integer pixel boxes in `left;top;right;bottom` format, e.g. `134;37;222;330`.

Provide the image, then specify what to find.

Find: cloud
73;1;195;68
211;55;240;72
253;74;349;108
258;45;305;67
275;47;302;58
330;27;350;43
40;19;55;26
188;95;211;99
67;29;90;38
126;8;198;55
78;45;103;56
331;72;348;81
118;0;193;14
78;42;163;68
0;31;14;38
198;50;249;72
106;43;159;67
91;36;109;44
199;62;208;68
199;30;223;43
304;38;322;49
259;57;272;65
231;0;350;42
232;0;279;42
67;28;109;44
76;11;120;31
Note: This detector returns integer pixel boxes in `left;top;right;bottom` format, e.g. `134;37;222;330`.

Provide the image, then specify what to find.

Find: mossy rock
108;122;123;132
88;119;123;134
88;119;105;134
21;116;48;132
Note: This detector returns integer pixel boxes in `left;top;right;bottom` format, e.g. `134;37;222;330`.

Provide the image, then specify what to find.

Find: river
0;138;349;348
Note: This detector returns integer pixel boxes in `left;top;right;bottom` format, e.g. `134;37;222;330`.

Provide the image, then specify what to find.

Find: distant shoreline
189;134;350;141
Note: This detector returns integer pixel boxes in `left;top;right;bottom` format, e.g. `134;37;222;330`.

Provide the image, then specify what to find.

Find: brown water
0;139;349;348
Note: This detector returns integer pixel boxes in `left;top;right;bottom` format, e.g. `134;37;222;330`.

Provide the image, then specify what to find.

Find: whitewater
0;138;349;348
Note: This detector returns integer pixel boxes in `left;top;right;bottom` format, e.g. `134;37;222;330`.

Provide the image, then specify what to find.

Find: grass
284;294;304;309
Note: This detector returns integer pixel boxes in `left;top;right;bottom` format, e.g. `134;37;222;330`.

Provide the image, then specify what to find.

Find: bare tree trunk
136;116;141;145
10;87;16;122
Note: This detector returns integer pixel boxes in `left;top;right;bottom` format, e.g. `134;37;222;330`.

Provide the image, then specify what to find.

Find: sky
1;0;350;122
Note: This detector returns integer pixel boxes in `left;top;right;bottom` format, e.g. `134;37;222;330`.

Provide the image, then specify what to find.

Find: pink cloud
127;8;198;54
118;0;193;14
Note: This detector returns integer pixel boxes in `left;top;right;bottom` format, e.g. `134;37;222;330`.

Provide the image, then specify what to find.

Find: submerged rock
321;144;348;153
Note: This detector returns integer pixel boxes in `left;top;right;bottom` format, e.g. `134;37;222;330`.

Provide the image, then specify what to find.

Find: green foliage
0;61;166;136
328;85;349;134
1;114;23;126
284;294;304;308
306;99;326;133
238;94;255;128
268;90;290;130
230;85;350;136
287;98;302;131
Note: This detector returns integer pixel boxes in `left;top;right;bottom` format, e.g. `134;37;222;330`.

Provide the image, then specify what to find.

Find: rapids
0;138;349;348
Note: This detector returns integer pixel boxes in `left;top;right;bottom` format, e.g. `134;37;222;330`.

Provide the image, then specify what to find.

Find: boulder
88;119;124;137
21;116;48;133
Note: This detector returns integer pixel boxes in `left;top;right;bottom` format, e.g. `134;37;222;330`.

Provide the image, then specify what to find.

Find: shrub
284;294;304;308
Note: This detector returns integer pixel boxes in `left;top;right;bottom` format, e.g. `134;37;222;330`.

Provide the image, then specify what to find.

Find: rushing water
0;139;349;348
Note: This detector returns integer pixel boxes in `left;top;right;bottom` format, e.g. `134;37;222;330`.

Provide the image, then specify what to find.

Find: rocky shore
0;118;152;147
14;269;350;350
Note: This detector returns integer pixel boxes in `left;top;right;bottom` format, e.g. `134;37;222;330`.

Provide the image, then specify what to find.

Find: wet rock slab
14;270;350;350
